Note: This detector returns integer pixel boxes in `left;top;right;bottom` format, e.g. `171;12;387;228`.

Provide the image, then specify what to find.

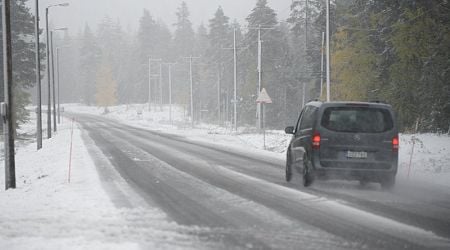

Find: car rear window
321;107;393;133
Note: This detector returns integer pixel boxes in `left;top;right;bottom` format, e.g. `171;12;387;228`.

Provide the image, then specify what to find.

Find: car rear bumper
312;157;398;181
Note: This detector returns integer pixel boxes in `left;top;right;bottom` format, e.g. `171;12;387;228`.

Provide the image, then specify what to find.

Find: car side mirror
285;126;295;134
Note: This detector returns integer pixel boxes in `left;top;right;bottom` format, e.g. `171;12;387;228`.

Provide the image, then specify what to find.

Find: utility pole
34;0;43;150
2;0;16;189
168;63;173;124
257;26;262;130
304;0;309;105
326;0;331;102
163;63;176;125
225;89;229;125
320;31;325;99
217;63;221;125
159;62;163;111
148;58;151;111
189;56;195;128
148;58;161;111
233;28;237;131
45;7;52;138
249;25;274;130
183;56;199;128
50;31;57;132
222;28;245;131
305;0;309;48
56;47;61;124
302;82;306;108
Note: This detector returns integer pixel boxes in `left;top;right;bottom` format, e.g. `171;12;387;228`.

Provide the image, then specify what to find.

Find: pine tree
96;17;128;104
173;1;195;57
137;10;156;57
242;0;289;127
194;23;214;122
287;0;326;104
79;24;100;105
58;33;79;103
246;0;277;28
204;7;232;122
173;2;195;111
388;5;450;131
208;6;230;57
0;0;45;129
153;20;172;60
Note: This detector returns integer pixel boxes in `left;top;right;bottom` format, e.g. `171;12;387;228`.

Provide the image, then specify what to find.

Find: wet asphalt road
75;113;450;250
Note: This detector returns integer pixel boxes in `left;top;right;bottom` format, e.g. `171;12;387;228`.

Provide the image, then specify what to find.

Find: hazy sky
36;0;293;34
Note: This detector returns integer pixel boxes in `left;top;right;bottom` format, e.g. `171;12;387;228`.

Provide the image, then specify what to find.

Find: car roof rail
308;98;322;103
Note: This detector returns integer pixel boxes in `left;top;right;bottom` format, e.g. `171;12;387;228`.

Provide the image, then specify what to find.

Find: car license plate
347;151;367;159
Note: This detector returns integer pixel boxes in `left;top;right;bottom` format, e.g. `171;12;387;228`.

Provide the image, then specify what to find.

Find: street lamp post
45;2;69;138
326;0;331;102
50;31;56;132
55;45;69;124
56;47;60;123
50;28;67;130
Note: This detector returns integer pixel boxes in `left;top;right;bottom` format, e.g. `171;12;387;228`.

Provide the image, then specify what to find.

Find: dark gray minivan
285;101;399;189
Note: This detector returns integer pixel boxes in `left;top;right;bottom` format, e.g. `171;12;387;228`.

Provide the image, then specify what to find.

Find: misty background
34;0;292;33
4;0;448;133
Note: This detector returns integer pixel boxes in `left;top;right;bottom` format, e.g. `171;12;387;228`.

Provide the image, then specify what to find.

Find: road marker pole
407;137;415;180
68;117;74;183
407;119;420;179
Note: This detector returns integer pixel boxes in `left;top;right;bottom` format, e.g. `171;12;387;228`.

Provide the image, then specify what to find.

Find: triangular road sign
256;88;273;104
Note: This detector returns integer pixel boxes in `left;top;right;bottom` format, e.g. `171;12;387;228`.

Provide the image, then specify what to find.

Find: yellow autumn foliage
95;61;117;108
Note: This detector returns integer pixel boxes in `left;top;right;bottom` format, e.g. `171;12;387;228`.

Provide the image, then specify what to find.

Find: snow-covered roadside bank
65;103;450;187
398;134;450;187
0;115;212;249
65;104;291;157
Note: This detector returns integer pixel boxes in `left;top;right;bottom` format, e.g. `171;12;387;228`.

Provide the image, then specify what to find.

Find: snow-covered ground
0;103;449;249
66;103;450;187
0;112;215;249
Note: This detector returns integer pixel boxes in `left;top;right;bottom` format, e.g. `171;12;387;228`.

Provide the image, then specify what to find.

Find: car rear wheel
286;153;292;182
380;174;396;190
302;157;314;187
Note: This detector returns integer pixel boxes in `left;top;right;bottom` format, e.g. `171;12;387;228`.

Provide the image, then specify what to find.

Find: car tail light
392;135;399;151
312;132;321;150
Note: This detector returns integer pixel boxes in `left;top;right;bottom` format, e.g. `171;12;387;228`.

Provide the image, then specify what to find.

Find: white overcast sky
35;0;293;34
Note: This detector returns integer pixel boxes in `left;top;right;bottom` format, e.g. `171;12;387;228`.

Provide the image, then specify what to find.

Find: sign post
256;88;272;149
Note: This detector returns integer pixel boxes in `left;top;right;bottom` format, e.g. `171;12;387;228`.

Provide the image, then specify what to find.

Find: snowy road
76;113;450;249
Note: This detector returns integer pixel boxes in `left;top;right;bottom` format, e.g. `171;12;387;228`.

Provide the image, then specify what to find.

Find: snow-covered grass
0;111;211;249
398;134;450;186
65;103;450;187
